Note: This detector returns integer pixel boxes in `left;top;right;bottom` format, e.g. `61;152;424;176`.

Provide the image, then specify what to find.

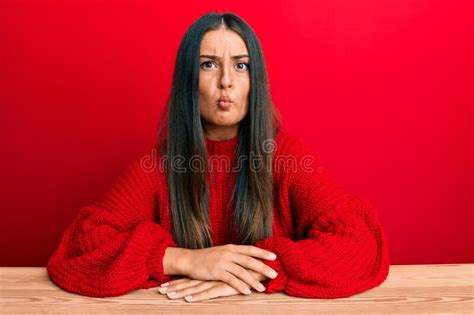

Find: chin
211;116;242;126
213;121;238;127
212;113;241;124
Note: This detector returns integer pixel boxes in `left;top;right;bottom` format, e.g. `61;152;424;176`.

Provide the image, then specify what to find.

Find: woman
47;12;390;302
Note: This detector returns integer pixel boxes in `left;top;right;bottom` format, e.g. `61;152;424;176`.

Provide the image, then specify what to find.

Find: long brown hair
157;12;281;249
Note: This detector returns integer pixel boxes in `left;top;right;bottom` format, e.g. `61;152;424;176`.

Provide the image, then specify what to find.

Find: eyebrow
199;54;250;60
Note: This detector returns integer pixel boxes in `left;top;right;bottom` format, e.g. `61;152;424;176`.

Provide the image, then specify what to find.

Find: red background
1;0;472;266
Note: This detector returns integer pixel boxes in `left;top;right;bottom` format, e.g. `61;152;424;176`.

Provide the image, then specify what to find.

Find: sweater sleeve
47;149;177;297
254;141;390;298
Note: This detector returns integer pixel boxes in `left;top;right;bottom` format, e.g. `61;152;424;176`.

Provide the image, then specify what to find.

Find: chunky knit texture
47;128;390;298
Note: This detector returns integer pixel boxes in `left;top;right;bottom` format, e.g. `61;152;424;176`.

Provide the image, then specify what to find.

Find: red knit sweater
47;128;390;298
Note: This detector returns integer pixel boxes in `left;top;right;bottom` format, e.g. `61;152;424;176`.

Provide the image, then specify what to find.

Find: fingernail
244;288;252;295
158;287;168;294
268;253;277;259
185;295;193;301
161;282;169;287
269;270;278;278
167;291;176;296
257;283;265;292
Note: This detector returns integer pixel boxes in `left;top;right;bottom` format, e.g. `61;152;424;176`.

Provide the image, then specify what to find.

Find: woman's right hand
168;244;278;295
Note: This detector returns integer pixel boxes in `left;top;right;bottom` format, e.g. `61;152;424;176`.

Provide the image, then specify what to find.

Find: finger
225;262;266;293
231;253;278;280
166;279;205;294
220;271;252;295
186;283;239;303
161;276;191;287
166;281;218;300
231;244;277;261
159;278;195;294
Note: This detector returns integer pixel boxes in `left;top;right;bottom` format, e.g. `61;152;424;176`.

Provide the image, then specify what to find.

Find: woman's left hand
158;277;241;302
158;264;268;302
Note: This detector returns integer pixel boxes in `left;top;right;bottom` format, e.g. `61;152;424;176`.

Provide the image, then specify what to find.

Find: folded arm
255;145;390;298
47;150;177;297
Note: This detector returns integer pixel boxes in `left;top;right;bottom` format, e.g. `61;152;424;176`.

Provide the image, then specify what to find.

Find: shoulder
113;146;164;185
273;128;324;177
274;127;303;148
274;127;320;162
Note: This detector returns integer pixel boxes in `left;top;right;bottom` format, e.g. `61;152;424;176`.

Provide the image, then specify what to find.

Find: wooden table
0;264;472;314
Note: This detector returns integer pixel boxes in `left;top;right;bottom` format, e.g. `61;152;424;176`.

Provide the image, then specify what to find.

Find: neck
202;123;239;141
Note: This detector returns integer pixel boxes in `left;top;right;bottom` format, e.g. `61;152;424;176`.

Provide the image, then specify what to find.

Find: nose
218;67;232;89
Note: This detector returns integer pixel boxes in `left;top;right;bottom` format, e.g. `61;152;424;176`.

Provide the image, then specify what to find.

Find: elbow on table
46;258;140;298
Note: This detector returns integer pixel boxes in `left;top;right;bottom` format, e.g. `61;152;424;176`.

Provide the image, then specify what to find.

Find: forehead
200;28;248;55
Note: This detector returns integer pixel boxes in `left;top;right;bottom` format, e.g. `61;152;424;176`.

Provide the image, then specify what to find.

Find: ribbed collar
205;135;239;156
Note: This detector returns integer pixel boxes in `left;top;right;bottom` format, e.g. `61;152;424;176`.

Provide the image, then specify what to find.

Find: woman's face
198;27;250;140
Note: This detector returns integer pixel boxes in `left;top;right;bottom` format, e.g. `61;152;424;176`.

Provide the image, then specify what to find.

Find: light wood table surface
0;264;472;314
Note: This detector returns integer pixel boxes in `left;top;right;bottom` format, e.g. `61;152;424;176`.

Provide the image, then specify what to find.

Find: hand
158;277;239;302
165;244;277;295
158;268;268;302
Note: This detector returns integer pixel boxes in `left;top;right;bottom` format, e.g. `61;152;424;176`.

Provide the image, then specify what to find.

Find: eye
200;60;217;70
235;62;249;71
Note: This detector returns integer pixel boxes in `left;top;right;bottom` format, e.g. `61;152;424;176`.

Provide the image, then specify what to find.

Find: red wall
1;0;472;266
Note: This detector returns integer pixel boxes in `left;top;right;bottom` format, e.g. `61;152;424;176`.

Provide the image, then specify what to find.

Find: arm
254;144;390;298
47;149;178;297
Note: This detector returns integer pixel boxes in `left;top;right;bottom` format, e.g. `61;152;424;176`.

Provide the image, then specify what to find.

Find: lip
217;100;232;110
217;95;232;103
217;96;233;110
